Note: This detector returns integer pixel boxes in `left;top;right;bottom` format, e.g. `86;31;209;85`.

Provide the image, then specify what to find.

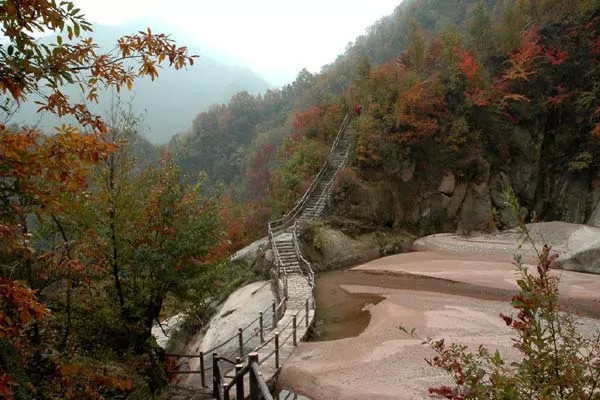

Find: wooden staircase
268;113;352;286
167;114;353;400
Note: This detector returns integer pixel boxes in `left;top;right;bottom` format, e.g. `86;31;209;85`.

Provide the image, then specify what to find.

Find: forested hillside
173;0;600;250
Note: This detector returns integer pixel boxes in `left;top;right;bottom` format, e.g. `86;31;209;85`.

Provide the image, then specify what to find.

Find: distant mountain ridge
9;20;272;143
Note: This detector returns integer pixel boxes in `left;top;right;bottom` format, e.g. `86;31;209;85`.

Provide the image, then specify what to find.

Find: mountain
171;0;600;245
8;20;271;143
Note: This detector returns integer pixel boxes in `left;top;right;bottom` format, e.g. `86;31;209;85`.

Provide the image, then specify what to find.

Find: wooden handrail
267;113;350;236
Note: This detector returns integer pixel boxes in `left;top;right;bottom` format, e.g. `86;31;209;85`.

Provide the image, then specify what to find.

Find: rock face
457;182;493;235
300;225;415;271
438;172;456;195
230;237;271;276
331;123;600;235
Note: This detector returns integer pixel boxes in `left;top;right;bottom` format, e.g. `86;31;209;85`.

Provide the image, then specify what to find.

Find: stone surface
277;244;600;399
438;171;456;195
152;313;185;349
304;227;414;270
587;199;600;227
314;228;380;269
414;221;600;274
563;225;600;273
446;182;468;219
456;182;493;235
230;236;270;275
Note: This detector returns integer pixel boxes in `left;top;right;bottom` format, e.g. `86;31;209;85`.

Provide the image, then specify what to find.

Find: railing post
272;301;276;329
212;353;219;398
259;312;264;344
275;332;280;369
305;299;309;328
223;385;230;400
293;315;297;346
248;352;259;400
235;363;244;400
200;351;206;388
238;328;244;358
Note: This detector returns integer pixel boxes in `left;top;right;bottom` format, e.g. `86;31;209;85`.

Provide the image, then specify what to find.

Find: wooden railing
267;113;350;237
213;353;272;400
166;297;286;386
167;114;351;398
292;222;314;285
167;294;314;395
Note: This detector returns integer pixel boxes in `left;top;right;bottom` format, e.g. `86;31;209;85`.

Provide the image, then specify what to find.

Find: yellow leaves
139;59;159;80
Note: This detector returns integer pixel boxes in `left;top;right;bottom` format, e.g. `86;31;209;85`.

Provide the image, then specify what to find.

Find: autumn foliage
0;1;202;398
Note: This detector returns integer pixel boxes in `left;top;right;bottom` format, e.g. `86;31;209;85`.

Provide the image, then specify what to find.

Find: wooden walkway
168;114;353;399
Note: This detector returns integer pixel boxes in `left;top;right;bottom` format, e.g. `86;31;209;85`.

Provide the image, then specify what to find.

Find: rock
230;237;271;276
334;183;395;227
511;158;539;205
510;126;534;155
562;225;600;274
446;182;468;218
316;228;379;269
587;178;600;227
264;249;273;264
489;172;512;208
457;182;493;235
490;172;518;229
587;201;600;227
304;227;414;270
554;171;589;224
438;172;456;195
420;193;447;231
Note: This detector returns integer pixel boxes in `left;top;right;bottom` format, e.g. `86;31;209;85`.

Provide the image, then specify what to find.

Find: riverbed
277;251;600;399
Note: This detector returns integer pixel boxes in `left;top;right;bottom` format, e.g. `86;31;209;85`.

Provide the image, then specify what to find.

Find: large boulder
457;182;493;235
333;181;395;227
561;225;600;274
230;237;271;276
302;226;414;270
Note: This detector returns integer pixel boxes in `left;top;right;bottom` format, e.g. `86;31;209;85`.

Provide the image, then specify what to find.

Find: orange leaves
1;2;196;134
394;81;445;144
293;106;323;139
504;27;543;82
60;363;133;399
0;278;47;340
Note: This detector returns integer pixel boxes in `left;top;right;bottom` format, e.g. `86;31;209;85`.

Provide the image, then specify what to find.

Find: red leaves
545;85;571;109
0;369;14;400
504;27;542;82
543;46;568;66
456;48;479;79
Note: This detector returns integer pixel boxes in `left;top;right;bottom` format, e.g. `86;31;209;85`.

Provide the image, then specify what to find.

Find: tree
468;2;494;60
407;19;428;72
0;1;196;398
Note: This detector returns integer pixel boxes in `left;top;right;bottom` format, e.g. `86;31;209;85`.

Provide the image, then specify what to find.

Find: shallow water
311;270;383;341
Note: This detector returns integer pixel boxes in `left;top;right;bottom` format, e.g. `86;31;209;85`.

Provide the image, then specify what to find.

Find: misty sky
73;0;401;86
